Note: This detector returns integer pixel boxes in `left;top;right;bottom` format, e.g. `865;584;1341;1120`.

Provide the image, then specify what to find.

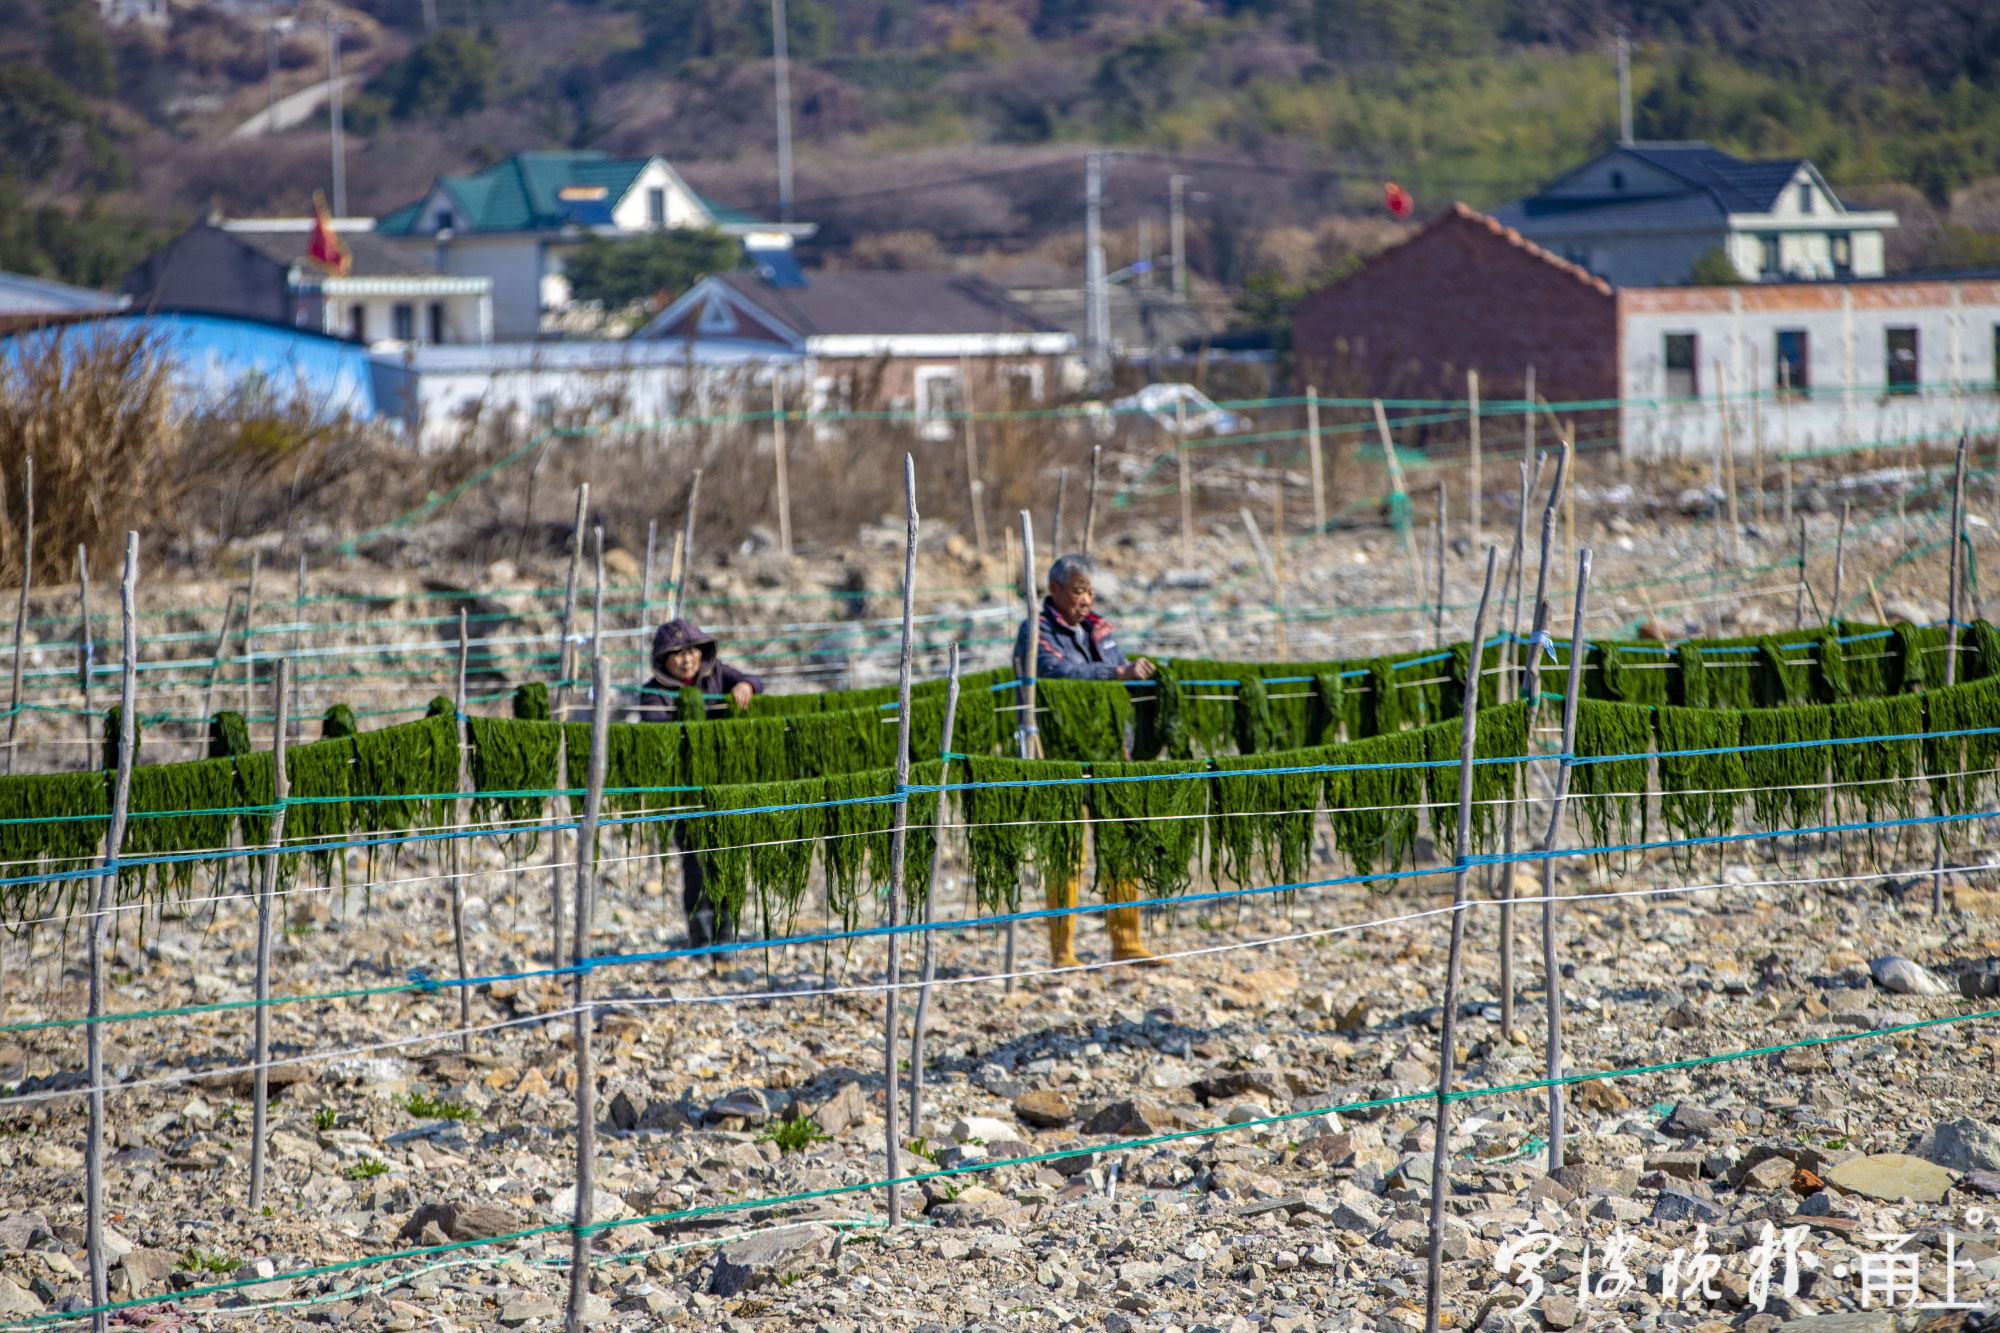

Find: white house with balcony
374;152;814;339
1494;142;1899;287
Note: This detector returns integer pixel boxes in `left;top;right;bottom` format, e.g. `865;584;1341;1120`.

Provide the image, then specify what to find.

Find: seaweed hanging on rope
1674;641;1759;712
270;736;355;875
685;714;791;786
1569;699;1652;860
1833;622;1895;700
1923;676;2000;847
1210;749;1321;890
1310;670;1346;745
0;769;109;927
1150;660;1235;758
350;714;458;836
468;716;563;832
1812;628;1851;703
687;789;754;927
786;705;894;780
1756;636;1814;706
899;758;946;921
1089;759;1207;901
322;704;359;740
1443;639;1509;717
597;720;688;844
1893;622;1952;693
208;712;252;760
821;768;898;926
121;757;239;894
1739;706;1828;843
102;705;140;773
1969;621;2000;682
1654;706;1746;872
1596;642;1672;708
1424;701;1528;859
1232;675;1279;756
960;755;1086;913
513;682;551;721
1323;727;1428;881
1828;694;1923;841
1362;658;1408;737
1037;679;1134;763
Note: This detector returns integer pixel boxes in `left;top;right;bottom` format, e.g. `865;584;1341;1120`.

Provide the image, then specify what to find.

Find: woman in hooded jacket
632;618;765;946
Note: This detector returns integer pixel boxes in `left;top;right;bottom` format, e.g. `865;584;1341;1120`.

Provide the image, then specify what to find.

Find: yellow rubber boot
1106;879;1164;966
1046;873;1082;969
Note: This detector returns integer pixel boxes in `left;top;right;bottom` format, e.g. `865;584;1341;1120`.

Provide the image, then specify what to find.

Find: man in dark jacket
1012;553;1162;968
632;619;765;947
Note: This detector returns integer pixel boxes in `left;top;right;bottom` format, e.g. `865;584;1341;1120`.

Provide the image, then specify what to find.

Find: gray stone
1660;1104;1721;1139
805;1082;869;1136
400;1200;524;1243
1083;1099;1193;1136
1548;1164;1637;1198
709;1222;836;1296
115;1249;176;1294
707;1087;777;1127
0;1279;43;1317
1823;1153;1957;1203
1587;1196;1646;1225
498;1296;560;1326
1012;1089;1074;1128
1867;956;1949;996
1928;1118;2000;1172
1651;1188;1721;1223
0;1214;51;1253
1771;1314;1900;1332
1540;1293;1578;1330
1959;1168;2000;1196
607;1088;641;1131
1329;1184;1384;1233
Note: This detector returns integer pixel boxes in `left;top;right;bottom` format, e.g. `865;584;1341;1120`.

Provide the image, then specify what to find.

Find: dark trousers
674;824;735;948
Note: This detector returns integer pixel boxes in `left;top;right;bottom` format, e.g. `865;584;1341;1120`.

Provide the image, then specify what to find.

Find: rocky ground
2;822;2000;1333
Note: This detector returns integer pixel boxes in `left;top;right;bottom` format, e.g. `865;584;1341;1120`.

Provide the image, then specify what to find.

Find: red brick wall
1290;207;1619;409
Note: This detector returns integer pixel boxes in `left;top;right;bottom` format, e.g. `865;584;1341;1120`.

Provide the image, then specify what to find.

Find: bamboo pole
1794;517;1809;630
640;519;658;628
908;644;962;1133
1716;359;1739;565
961;357;986;555
1541;549;1591;1171
1505;450;1565;1034
565;653;611;1333
590;525;605;669
1432;485;1447;647
1306;387;1326;537
77;546;93;763
1523;365;1536;461
198;592;238;742
1423;546;1497;1333
1751;345;1765;529
87;532;139;1333
1467;370;1481;554
672;469;701;621
6;456;31;775
451;611;472;1051
773;380;793;558
240;550;260;717
883;454;919;1227
1052;466;1070;555
1082;446;1102;555
1240;509;1285;661
550;741;568;983
1495;456;1536;1039
1011;510;1039;992
248;657;289;1211
1832;501;1850;619
1935;434;1968;917
555;485;589;718
1780;361;1795;531
1177;399;1193;564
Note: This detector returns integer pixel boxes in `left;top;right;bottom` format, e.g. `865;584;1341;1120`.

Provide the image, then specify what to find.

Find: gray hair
1047;552;1095;589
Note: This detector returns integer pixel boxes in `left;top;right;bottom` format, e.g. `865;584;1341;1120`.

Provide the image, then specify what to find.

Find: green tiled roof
377;152;657;236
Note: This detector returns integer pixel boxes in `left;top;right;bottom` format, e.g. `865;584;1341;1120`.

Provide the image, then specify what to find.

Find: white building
374;152;814;340
1494;142;1898;287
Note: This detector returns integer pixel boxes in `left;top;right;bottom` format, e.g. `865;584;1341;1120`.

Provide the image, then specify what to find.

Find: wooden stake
1432;485;1447;647
565;654;611;1333
1494;456;1536;1039
198;591;238;743
1716;359;1738;565
1052;466;1070;555
773;380;793;558
1751;345;1765;529
1423;545;1497;1333
77;546;93;763
451;611;472;1051
1306;387;1326;536
1467;370;1481;554
1082;446;1102;555
909;644;962;1133
1935;434;1968;917
550;741;568;984
1011;509;1039;992
672;469;701;622
555;485;589;718
1176;399;1193;564
1540;549;1591;1171
590;525;605;668
1780;360;1795;531
6;456;31;775
640;519;658;628
960;357;987;555
248;656;289;1211
1794;517;1809;630
1240;508;1285;661
1373;399;1425;641
241;550;260;717
1832;501;1850;621
1523;365;1536;461
884;455;920;1227
87;532;139;1333
293;555;307;667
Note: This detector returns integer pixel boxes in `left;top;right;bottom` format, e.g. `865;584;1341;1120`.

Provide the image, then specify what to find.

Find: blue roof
1501;141;1812;231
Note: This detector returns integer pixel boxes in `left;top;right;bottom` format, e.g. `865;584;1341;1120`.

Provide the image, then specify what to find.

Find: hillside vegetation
3;0;1999;294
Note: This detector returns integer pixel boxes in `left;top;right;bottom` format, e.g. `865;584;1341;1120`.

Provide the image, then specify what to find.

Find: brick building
1292;204;2000;458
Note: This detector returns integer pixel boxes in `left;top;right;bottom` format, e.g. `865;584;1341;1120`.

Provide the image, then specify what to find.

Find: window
348;305;365;342
1831;232;1853;276
1002;363;1045;408
1664;333;1698;398
1776;329;1809;393
1609;170;1625;191
912;366;961;441
1886;327;1918;392
427;302;445;344
1797;184;1815;214
1760;235;1781;278
392;303;415;341
434;208;454;232
647;187;666;227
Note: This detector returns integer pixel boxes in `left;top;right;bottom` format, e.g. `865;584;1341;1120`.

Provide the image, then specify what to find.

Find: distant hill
5;0;2000;298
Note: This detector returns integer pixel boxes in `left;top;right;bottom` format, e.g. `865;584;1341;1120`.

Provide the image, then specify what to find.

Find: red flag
1384;182;1413;218
308;194;351;277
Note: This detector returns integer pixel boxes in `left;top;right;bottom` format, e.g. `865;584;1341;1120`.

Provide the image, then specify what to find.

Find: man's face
662;646;703;681
1049;574;1094;625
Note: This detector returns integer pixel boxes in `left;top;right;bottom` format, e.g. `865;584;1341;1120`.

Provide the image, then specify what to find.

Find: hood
652;618;718;679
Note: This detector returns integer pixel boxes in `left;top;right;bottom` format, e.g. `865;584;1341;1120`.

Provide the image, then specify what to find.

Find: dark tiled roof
227;226;437;278
715;271;1060;337
1492;190;1728;234
1619;143;1804;212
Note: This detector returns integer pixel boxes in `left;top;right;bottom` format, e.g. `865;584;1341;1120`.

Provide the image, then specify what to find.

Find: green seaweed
350;715;458;834
322;704;359;740
122;757;239;893
468;716;563;829
1739;707;1829;837
1210;749;1322;889
1757;637;1814;706
1923;676;2000;844
1654;706;1746;870
1323;727;1428;880
1089;759;1207;900
209;711;252;760
1424;701;1528;858
960;756;1087;912
1596;641;1672;708
1827;694;1924;825
1037;679;1134;763
512;682;551;721
1569;699;1652;855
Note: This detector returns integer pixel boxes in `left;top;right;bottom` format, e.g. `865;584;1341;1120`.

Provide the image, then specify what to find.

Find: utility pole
265;13;280;135
772;0;792;222
1169;174;1189;302
1615;28;1632;144
327;17;346;217
1137;217;1152;290
1085;153;1109;388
